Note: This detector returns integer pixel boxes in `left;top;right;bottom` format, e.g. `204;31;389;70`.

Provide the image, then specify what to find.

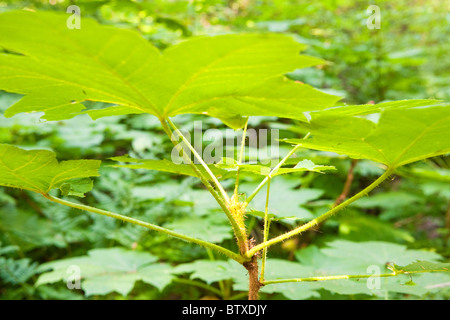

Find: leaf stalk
42;193;245;263
245;168;393;259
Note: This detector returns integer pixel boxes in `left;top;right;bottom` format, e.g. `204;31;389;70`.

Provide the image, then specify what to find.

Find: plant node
228;193;248;253
243;238;263;300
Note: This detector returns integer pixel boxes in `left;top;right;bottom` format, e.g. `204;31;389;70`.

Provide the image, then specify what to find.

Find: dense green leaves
0;256;38;285
0;10;340;128
171;240;450;299
0;208;68;250
302;240;443;272
36;248;173;296
289;240;450;298
0;144;100;196
173;259;245;285
163;215;233;243
0;2;449;302
30;241;449;299
284;102;450;168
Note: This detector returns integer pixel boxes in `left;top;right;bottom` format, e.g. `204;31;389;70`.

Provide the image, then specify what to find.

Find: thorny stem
159;118;248;252
304;159;359;245
42;193;245;263
154;120;395;297
262;273;397;285
166;117;230;203
159;118;224;203
245;168;394;259
259;177;271;284
234;117;249;198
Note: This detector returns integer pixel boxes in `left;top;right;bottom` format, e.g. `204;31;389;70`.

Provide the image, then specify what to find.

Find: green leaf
246;209;298;222
59;178;94;197
110;155;229;180
36;247;173;296
0;257;39;285
313;240;442;273
163;215;233;243
180;188;228;216
292;240;448;297
0;208;67;250
173;260;245;285
170;252;450;300
0;11;340;128
392;261;450;274
240;179;324;220
350;191;424;210
256;259;319;300
338;213;415;243
0;144;100;196
173;259;321;300
215;158;335;176
396;166;450;183
283;102;450;168
0;242;19;256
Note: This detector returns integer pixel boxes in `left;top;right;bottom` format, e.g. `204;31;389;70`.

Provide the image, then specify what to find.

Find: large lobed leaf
0;144;100;196
34;241;450;299
283;102;450;168
0;10;340;128
172;240;450;299
36;247;173;296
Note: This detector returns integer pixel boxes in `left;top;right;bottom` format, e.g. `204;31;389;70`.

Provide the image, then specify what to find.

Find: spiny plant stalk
245;169;394;259
234;117;249;198
161;118;249;254
228;194;249;254
260;178;272;284
41;193;244;263
166;117;230;203
0;11;449;300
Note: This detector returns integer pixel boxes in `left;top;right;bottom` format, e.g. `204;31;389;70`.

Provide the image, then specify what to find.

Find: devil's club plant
0;11;449;300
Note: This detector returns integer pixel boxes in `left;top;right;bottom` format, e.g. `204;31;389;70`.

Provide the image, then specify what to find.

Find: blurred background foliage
0;0;449;300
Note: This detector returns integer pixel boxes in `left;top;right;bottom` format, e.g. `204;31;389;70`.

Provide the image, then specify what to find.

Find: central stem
160;118;248;250
243;240;262;300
